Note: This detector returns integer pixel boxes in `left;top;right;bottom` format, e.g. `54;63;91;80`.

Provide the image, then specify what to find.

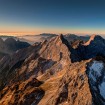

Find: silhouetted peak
5;38;16;44
93;35;104;41
0;38;4;43
57;34;68;44
59;34;64;38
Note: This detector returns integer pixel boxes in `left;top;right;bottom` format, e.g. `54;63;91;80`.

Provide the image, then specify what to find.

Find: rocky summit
0;34;105;105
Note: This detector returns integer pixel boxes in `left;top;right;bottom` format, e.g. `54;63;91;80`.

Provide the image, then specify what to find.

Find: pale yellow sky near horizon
0;32;104;36
0;26;105;36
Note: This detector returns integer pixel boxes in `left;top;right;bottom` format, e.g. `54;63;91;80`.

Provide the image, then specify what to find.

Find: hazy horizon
0;33;105;38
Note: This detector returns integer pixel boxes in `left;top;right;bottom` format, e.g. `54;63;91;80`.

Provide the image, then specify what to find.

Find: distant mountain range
0;38;30;59
17;33;90;44
0;34;105;105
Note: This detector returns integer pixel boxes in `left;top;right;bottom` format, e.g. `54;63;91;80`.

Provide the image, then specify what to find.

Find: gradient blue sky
0;0;105;35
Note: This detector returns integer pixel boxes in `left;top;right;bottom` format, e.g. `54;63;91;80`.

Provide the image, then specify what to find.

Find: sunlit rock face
87;60;105;105
0;35;93;105
1;35;105;105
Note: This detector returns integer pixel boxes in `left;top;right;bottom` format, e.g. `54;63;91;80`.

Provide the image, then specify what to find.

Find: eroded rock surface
0;35;105;105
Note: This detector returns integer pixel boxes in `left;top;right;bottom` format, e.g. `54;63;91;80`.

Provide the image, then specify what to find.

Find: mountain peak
59;34;70;45
93;35;104;40
83;34;103;46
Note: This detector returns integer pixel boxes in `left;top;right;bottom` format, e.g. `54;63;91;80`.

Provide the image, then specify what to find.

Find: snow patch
99;81;105;98
89;61;104;82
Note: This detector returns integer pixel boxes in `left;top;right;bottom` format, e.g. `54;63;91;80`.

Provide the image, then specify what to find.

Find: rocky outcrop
0;78;44;105
0;35;105;105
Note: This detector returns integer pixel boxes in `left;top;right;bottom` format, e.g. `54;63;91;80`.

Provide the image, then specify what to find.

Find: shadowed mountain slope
0;38;30;59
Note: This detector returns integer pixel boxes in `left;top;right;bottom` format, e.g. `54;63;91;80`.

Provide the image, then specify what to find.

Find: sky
0;0;105;36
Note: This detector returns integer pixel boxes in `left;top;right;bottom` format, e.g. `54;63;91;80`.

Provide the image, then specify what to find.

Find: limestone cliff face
0;35;105;105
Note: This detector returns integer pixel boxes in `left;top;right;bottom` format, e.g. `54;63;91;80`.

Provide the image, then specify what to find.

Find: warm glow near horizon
0;27;105;36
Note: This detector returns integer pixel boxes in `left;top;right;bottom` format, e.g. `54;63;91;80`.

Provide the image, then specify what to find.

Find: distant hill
17;33;58;44
64;34;90;43
0;37;30;59
0;35;17;41
17;33;90;44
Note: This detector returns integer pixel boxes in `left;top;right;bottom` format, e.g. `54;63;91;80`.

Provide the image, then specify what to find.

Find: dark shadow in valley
20;88;45;105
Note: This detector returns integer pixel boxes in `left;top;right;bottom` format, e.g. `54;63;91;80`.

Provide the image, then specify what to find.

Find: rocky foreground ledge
0;35;105;105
